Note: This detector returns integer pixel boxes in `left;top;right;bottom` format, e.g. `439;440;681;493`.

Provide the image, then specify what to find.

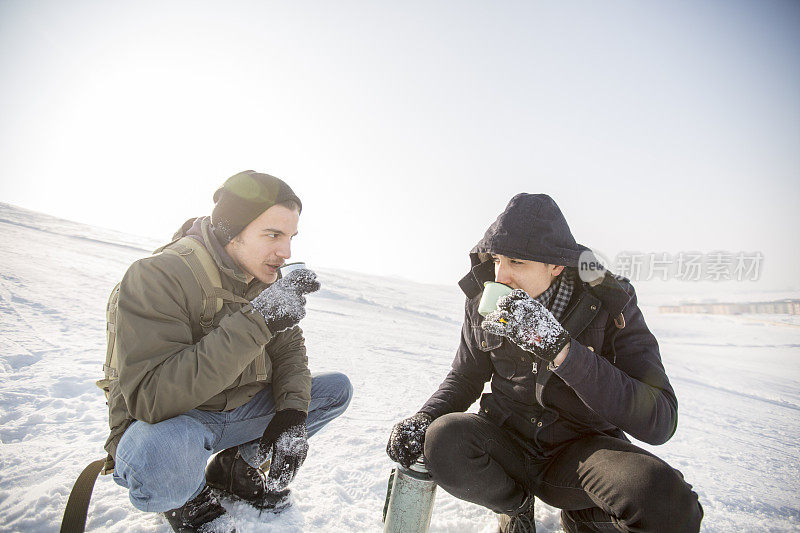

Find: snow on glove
251;268;321;334
481;289;571;362
266;425;308;492
255;409;309;491
386;412;432;468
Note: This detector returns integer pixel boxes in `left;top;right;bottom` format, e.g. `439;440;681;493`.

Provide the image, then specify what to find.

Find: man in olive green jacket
108;171;352;531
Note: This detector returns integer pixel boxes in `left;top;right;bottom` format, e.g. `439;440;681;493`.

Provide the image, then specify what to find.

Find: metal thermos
383;458;438;533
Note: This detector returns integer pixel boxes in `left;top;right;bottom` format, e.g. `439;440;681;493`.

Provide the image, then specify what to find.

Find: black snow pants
423;413;703;532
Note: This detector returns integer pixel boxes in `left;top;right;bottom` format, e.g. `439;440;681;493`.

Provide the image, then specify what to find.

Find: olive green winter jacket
103;217;311;463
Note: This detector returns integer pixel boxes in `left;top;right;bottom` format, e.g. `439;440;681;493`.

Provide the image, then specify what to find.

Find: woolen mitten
386;412;433;468
254;409;309;491
251;269;320;334
481;289;570;362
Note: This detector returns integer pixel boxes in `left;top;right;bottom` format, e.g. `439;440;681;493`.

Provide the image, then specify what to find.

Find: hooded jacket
420;194;677;455
104;217;311;462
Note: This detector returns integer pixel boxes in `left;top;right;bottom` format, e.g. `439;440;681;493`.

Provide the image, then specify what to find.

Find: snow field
1;203;798;532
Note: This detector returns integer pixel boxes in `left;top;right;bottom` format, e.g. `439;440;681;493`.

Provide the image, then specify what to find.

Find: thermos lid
408;457;429;474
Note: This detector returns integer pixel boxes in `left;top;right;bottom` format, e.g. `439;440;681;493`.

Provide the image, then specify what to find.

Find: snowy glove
481;289;571;363
256;409;309;491
251;268;321;334
386;412;432;468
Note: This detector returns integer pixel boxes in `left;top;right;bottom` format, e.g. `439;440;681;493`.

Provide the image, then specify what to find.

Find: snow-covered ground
1;202;799;532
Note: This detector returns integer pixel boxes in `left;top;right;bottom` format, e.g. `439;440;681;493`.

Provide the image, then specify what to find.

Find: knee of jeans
325;371;354;410
115;424;208;510
423;414;475;482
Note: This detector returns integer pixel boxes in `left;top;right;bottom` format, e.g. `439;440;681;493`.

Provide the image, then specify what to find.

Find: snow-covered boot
205;447;292;513
162;485;232;532
497;495;536;533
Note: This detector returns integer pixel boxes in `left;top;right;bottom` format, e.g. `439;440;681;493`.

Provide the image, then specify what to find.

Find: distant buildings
658;300;800;315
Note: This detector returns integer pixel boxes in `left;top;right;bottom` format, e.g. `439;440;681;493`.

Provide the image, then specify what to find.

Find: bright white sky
1;0;798;288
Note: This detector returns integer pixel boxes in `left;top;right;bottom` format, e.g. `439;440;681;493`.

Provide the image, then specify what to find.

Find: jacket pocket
471;324;515;376
471;323;503;352
576;325;605;358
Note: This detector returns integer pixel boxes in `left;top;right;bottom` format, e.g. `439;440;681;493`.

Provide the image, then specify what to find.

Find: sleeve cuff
551;340;592;384
237;304;273;345
277;398;310;414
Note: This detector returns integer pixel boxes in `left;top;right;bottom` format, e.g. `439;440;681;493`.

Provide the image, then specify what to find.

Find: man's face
224;204;300;284
492;254;565;298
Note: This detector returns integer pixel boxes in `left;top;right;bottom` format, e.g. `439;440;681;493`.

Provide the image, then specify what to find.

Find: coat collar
168;217;264;289
458;258;494;300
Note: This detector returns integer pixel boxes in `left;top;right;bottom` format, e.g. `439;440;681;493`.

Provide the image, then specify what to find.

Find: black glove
386;412;432;468
481;289;570;362
256;409;309;491
251;268;321;334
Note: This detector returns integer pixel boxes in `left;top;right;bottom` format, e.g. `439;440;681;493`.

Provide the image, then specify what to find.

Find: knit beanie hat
211;170;302;245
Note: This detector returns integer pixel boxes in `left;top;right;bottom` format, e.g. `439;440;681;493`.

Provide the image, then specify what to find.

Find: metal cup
279;262;307;278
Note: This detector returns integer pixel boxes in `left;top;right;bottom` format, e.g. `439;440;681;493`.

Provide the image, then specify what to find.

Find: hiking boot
162;485;231;532
205;447;292;513
497;495;536;533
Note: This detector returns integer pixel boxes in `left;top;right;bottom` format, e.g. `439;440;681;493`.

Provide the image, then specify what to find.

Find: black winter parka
419;194;678;455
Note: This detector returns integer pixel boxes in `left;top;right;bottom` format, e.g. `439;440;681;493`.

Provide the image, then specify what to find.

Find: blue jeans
113;371;352;512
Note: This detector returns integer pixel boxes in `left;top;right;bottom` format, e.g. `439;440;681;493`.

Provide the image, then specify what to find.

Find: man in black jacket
386;194;702;532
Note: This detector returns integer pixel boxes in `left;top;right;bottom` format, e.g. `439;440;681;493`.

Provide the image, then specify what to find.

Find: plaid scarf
535;268;574;322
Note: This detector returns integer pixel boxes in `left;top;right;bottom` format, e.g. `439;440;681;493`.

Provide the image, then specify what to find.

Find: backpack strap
60;458;105;533
98;237;251;398
163;237;248;333
97;283;122;399
161;238;264;376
